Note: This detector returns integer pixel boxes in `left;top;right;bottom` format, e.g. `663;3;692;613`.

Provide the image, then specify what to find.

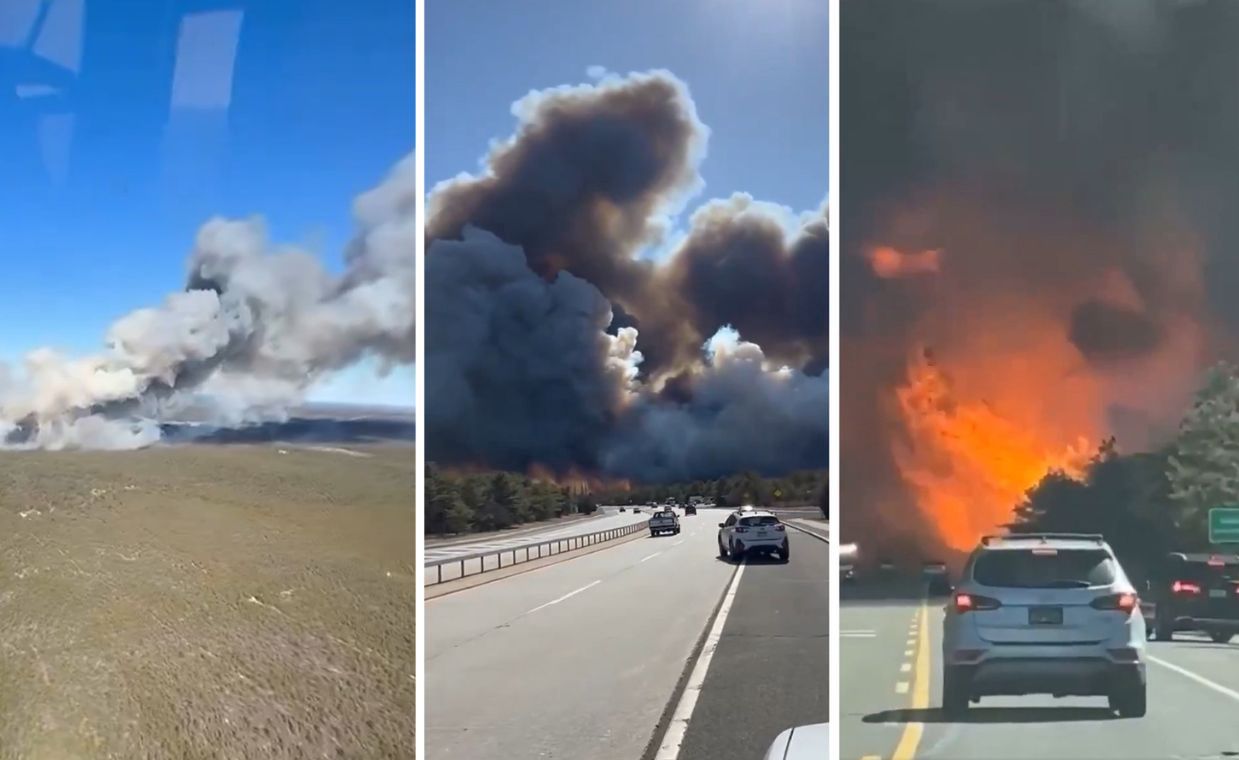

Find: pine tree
1168;362;1239;544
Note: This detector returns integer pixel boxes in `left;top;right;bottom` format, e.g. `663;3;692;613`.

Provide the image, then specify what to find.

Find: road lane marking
640;552;663;563
891;601;930;760
653;560;747;760
525;580;602;615
900;662;912;673
861;756;881;760
904;649;912;657
840;629;877;638
896;681;909;694
1148;654;1239;702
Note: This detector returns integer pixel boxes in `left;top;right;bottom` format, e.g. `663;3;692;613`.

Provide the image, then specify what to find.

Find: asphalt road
674;529;829;759
424;508;651;564
425;515;828;760
841;583;1239;760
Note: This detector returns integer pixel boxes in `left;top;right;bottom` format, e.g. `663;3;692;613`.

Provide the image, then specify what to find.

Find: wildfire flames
840;0;1239;559
866;234;1208;554
526;464;630;496
890;348;1096;551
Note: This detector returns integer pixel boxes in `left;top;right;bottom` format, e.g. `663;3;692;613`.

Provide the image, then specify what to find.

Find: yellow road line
891;601;930;760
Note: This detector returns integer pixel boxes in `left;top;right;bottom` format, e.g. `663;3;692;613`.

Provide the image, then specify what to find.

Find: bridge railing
426;520;649;586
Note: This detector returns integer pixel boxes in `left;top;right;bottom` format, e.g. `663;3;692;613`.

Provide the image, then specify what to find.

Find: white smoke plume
0;152;416;450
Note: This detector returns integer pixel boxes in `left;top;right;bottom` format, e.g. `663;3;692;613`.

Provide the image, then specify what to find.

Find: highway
840;583;1239;760
424;507;650;563
425;509;828;760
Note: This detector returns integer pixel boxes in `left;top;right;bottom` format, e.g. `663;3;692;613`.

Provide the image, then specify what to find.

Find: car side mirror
718;522;725;528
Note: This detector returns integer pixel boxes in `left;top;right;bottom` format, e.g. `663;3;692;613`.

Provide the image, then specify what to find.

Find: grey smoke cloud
0;151;416;450
426;71;827;482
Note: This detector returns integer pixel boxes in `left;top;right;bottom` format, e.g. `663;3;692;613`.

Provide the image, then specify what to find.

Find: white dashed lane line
525;579;602;615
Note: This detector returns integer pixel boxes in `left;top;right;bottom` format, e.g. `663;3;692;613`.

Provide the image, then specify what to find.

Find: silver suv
942;533;1147;717
717;508;790;562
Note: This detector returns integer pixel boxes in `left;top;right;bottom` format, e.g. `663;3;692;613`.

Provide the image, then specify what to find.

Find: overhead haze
426;71;828;483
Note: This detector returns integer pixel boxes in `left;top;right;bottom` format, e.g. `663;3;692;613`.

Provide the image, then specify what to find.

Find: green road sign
1209;507;1239;543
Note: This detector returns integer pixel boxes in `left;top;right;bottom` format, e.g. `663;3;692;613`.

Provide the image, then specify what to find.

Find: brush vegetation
0;443;413;759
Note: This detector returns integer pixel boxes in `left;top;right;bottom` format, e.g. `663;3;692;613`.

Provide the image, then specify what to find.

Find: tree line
425;464;828;536
595;469;828;514
1009;362;1239;580
425;465;599;536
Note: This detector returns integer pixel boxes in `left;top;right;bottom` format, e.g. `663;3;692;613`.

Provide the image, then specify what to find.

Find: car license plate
1028;606;1063;625
1210;588;1228;598
757;529;768;537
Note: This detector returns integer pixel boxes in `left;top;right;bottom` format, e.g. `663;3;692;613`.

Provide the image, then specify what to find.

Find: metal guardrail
426;519;649;586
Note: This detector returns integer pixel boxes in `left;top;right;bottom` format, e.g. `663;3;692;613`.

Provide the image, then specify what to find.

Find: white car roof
734;509;777;519
764;723;829;760
977;533;1110;552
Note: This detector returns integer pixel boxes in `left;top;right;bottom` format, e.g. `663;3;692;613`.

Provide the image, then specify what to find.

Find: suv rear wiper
1041;579;1091;588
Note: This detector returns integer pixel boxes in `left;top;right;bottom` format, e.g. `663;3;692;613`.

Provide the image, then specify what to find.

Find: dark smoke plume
426;71;827;482
1;152;415;450
840;0;1239;551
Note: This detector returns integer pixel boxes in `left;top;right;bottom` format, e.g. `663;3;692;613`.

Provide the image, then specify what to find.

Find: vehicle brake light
1091;593;1138;613
734;526;749;534
1031;547;1058;556
1208;556;1225;567
773;524;785;532
953;592;1001;613
1172;580;1202;595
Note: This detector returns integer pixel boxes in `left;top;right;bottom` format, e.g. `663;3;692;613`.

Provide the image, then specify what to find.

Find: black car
1148;552;1239;643
684;504;697;516
922;561;951;595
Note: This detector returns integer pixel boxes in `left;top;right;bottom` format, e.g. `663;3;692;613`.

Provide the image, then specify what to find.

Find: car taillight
1091;593;1138;613
1172;580;1202;595
734;526;748;533
773;524;785;532
953;592;1001;613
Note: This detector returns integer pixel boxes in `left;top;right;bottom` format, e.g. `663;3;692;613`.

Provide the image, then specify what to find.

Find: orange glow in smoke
867;246;942;278
527;463;631;496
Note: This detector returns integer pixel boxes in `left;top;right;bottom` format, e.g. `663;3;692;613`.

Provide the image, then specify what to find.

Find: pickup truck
649;509;680;537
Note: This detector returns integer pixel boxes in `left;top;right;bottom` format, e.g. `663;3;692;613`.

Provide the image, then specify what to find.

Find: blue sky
0;0;414;407
427;0;828;219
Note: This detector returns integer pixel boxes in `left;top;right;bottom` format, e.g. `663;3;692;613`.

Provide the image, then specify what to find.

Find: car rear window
740;515;780;527
972;548;1116;588
1168;560;1239;583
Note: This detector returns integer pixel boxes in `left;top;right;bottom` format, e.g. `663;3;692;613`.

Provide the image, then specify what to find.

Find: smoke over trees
425;71;828;483
0;152;416;450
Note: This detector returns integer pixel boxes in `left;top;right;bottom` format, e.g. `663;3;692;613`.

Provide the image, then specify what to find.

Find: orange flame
867;246;942;278
889;345;1100;552
526;464;631;496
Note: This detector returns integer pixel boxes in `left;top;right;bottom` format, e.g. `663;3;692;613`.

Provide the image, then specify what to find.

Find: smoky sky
426;71;828;482
0;152;416;450
840;0;1239;549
